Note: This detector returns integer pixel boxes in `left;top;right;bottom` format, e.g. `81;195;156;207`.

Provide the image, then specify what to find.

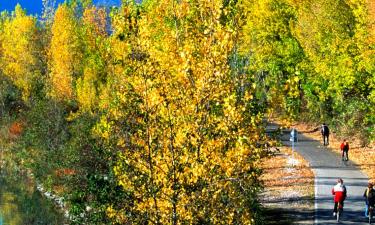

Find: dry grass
292;122;375;184
260;145;314;209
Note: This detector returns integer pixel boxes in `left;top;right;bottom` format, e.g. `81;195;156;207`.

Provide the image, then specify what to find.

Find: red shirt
340;142;349;151
332;183;347;202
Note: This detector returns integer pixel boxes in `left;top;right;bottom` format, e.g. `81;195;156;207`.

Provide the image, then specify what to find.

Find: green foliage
331;97;373;145
241;0;304;120
240;0;375;141
63;113;128;224
0;76;22;117
18;100;70;181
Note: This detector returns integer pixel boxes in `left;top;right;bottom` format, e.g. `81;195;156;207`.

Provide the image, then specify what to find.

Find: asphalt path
281;130;369;224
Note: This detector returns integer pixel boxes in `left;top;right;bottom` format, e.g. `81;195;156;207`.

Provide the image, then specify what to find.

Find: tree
48;3;83;101
292;0;374;141
345;0;375;141
97;0;264;223
1;4;43;102
42;0;57;25
76;6;108;112
240;0;304;120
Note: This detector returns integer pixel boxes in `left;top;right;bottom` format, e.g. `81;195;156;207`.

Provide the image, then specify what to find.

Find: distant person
332;178;347;216
321;123;330;146
340;139;350;161
364;182;375;217
340;140;349;161
290;128;298;142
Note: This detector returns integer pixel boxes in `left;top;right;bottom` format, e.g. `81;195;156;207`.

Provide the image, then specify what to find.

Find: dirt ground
259;145;315;224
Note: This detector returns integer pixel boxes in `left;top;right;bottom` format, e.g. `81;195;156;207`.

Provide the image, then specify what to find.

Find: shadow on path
262;207;314;225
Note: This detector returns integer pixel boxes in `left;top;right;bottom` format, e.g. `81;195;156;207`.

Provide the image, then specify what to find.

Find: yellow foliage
49;4;82;101
103;1;263;224
1;4;41;102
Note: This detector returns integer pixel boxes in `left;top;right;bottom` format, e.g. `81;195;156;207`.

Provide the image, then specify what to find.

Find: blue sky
0;0;121;15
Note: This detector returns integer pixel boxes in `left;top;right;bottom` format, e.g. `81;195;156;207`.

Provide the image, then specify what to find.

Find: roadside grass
0;118;14;148
259;145;314;224
292;123;375;184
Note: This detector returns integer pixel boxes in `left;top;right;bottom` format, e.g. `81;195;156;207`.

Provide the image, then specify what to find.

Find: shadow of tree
261;207;314;225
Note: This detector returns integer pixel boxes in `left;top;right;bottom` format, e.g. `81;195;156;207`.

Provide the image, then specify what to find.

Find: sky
0;0;121;15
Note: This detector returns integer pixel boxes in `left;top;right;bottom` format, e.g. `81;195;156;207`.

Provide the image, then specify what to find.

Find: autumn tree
94;0;265;224
240;0;304;120
76;6;108;112
1;0;374;224
291;0;374;141
240;0;374;141
42;0;57;25
345;0;375;141
1;4;43;102
68;0;93;9
49;3;82;101
291;0;354;116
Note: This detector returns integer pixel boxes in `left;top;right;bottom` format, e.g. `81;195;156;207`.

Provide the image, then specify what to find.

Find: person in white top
332;178;347;216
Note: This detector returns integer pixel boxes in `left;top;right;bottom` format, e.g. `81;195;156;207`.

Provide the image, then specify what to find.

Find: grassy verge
0;117;66;223
259;144;314;224
0;117;21;171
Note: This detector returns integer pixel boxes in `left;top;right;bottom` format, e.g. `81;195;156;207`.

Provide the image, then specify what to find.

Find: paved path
281;130;369;224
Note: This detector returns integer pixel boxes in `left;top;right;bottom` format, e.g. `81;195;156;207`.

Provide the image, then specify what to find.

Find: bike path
282;132;369;224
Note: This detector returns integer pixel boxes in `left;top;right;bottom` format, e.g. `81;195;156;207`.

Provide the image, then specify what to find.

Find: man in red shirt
332;178;347;216
340;140;350;161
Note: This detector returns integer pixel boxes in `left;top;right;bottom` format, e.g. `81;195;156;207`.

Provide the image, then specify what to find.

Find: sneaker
333;212;336;216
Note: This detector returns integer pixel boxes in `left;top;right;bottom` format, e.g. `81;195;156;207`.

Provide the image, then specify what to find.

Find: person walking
340;139;349;161
364;182;375;217
321;123;330;146
332;178;347;216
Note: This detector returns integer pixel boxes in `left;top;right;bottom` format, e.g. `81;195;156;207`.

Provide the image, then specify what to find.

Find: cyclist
364;182;375;217
332;178;347;216
340;139;349;161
